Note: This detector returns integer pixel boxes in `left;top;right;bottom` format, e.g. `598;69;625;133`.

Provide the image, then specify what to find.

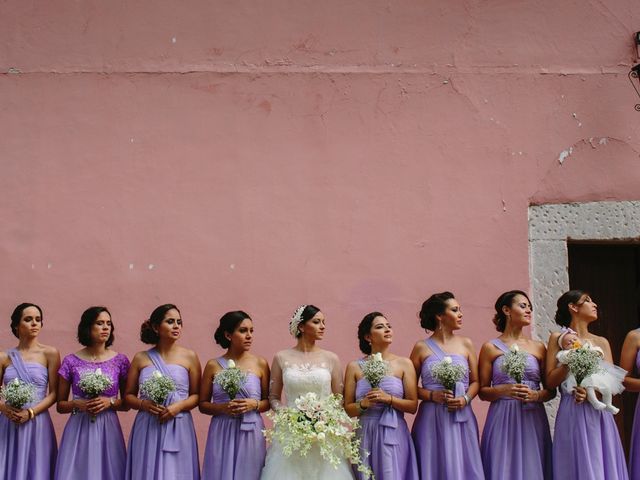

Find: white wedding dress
260;349;355;480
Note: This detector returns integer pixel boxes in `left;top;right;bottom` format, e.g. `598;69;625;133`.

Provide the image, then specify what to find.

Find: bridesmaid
0;303;59;480
344;312;419;480
125;304;201;480
547;290;628;479
200;311;270;480
478;291;553;479
620;327;640;479
409;292;484;480
55;306;130;480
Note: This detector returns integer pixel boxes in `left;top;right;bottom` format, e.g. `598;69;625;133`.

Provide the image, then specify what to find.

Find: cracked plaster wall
1;0;639;441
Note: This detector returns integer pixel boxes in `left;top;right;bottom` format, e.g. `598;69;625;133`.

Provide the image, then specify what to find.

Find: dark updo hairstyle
357;311;385;354
555;290;588;327
10;303;43;338
77;306;114;347
493;290;531;332
214;311;252;349
294;305;321;338
140;304;180;345
419;292;455;331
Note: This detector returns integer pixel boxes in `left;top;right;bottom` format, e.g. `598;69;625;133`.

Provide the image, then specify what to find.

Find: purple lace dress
0;349;57;480
202;357;266;480
354;373;418;480
628;342;640;480
411;339;484;480
480;339;552;480
55;353;130;480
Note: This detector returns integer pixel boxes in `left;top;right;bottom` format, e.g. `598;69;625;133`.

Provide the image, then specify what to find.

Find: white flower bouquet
78;368;114;422
214;359;247;400
501;344;527;383
1;378;35;409
565;342;601;385
361;352;389;388
430;356;466;391
140;370;176;405
263;392;372;478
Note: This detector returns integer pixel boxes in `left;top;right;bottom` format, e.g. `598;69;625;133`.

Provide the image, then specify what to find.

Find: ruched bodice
212;372;261;403
421;354;470;391
140;364;190;401
3;363;48;405
282;365;332;406
491;354;541;386
355;376;404;416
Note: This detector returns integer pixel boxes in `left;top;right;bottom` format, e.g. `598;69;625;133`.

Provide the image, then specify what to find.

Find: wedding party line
1;289;639;480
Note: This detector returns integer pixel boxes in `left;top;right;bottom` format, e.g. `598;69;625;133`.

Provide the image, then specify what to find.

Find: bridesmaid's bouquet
564;342;602;385
264;392;372;479
501;344;527;383
78;368;114;422
361;352;389;388
0;378;35;409
430;356;466;391
213;359;247;400
140;370;176;405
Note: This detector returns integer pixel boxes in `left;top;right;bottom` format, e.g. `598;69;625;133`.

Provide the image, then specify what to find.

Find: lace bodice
269;349;343;409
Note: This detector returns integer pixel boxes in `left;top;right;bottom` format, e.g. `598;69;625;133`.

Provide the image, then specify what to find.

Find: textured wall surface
1;0;639;447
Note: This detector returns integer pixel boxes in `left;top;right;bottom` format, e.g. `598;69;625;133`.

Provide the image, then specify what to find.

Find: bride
260;305;355;480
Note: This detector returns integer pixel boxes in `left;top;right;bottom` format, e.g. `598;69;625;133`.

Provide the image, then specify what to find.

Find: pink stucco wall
1;0;639;449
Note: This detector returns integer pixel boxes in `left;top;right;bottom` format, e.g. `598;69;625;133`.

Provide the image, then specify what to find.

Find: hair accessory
557;326;577;348
289;305;307;337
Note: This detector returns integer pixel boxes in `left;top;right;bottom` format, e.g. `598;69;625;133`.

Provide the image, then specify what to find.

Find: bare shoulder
458;336;475;349
589;334;611;350
395;356;414;370
255;355;269;370
321;349;340;363
41;344;61;363
411;340;428;353
0;350;8;366
625;329;640;342
131;351;150;366
548;331;561;344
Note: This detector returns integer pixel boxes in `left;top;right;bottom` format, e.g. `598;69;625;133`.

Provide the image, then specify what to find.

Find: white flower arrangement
139;370;176;405
565;342;601;385
78;368;114;422
263;392;372;479
213;359;247;400
0;378;35;409
501;344;528;383
430;356;466;391
361;352;389;388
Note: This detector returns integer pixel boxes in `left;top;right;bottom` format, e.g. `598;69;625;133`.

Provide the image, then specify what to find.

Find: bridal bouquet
501;344;527;383
78;368;114;422
0;378;35;409
264;392;372;478
214;359;247;400
430;356;466;391
564;343;601;385
140;370;176;405
361;352;389;388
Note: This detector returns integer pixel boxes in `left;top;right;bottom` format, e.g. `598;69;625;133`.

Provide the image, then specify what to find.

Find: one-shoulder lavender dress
55;353;130;480
480;339;552;479
0;349;57;480
125;350;200;480
628;342;640;480
354;373;418;480
411;339;484;479
202;357;266;480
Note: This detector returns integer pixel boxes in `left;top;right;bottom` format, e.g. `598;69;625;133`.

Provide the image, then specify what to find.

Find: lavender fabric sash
8;349;35;384
216;357;260;432
147;348;185;452
491;339;538;410
426;338;471;423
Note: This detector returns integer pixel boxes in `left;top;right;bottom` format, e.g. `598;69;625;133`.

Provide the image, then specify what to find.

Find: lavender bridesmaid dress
627;342;640;480
125;349;200;480
55;353;130;480
202;357;266;480
553;353;628;479
480;339;552;479
0;349;57;480
411;338;484;480
354;373;418;480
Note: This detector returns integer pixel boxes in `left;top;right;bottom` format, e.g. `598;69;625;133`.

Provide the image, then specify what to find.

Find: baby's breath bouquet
361;352;389;388
78;368;114;422
565;343;601;385
264;392;372;479
140;370;176;405
1;378;35;409
501;344;527;383
214;359;247;400
430;356;466;391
